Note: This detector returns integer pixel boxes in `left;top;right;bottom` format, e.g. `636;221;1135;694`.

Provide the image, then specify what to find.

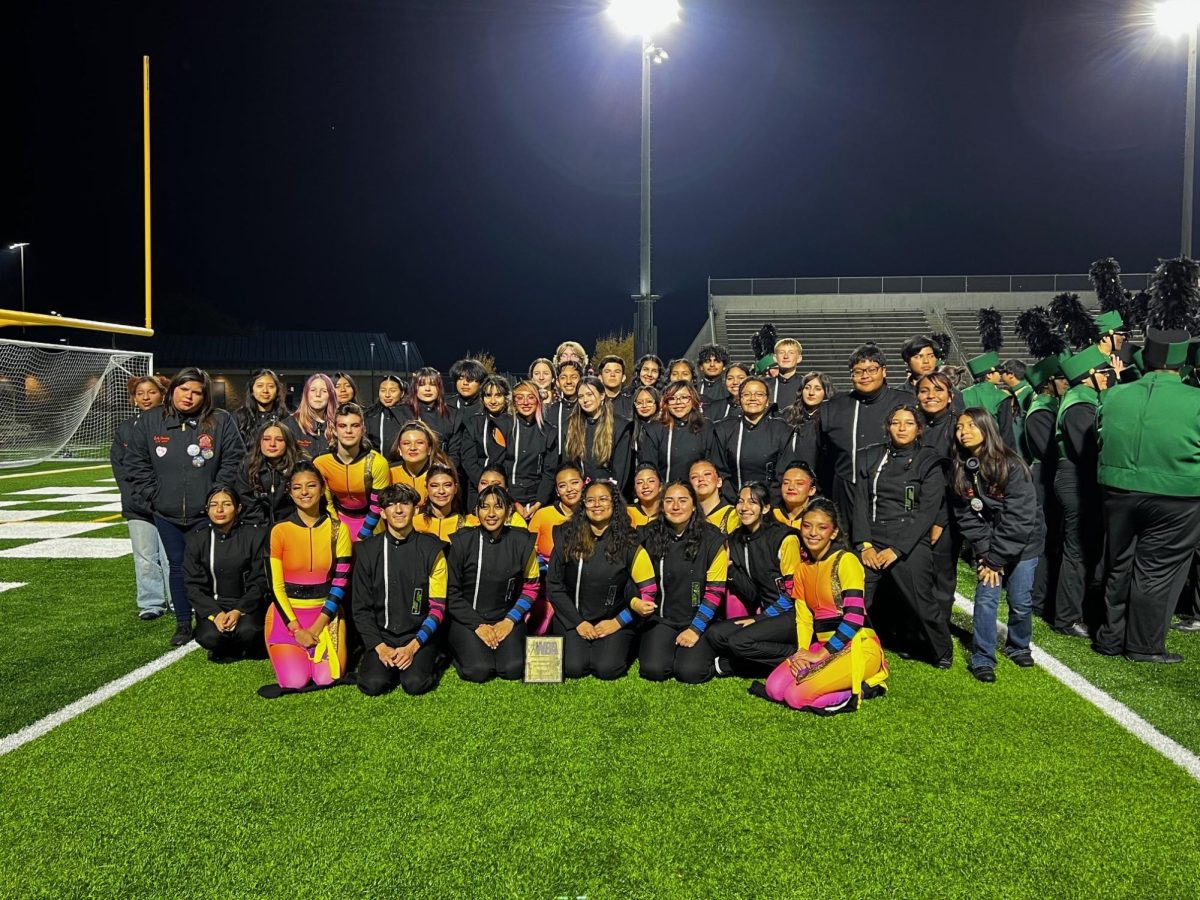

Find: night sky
3;0;1195;370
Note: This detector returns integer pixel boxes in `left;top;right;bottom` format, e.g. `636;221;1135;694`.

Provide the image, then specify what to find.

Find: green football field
1;462;1198;898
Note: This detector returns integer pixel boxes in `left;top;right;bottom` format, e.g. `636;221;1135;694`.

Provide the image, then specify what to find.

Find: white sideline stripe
953;592;1200;781
0;582;26;593
0;464;109;481
0;643;201;757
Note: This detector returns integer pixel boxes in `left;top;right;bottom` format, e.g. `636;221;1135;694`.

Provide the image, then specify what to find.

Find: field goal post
0;337;154;468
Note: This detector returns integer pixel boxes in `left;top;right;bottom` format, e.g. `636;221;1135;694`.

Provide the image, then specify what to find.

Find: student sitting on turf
352;484;448;697
183;485;269;662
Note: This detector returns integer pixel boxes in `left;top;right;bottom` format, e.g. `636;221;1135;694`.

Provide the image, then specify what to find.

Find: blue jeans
128;518;171;613
971;556;1037;668
154;516;202;626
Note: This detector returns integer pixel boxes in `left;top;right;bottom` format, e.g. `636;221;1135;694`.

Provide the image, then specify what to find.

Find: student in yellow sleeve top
1095;257;1200;663
632;481;729;684
352;484;449;696
547;481;657;680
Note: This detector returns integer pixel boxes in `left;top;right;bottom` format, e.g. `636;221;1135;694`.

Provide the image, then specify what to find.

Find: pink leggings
765;636;885;711
265;605;345;689
526;582;554;636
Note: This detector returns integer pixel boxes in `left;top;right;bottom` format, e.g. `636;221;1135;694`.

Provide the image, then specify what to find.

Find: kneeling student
184;486;268;661
352;484;449;696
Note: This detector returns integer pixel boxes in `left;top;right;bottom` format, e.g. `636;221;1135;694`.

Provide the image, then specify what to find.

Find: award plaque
524;636;564;683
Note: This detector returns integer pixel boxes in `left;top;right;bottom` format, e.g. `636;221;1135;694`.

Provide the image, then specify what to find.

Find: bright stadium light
1156;0;1200;36
607;0;680;39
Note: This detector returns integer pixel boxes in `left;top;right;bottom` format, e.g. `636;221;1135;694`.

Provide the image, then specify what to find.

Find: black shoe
1091;642;1122;657
969;665;996;683
138;608;166;621
934;656;953;670
169;623;194;647
713;656;735;677
206;650;238;664
807;694;860;716
1171;617;1200;633
1006;650;1035;668
1124;651;1184;664
747;680;771;700
1053;622;1090;639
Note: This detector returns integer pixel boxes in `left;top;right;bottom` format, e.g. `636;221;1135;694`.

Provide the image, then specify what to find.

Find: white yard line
954;592;1200;781
0;643;201;757
0;464;109;481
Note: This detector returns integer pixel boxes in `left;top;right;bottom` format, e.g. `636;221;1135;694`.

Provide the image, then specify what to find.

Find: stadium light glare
1156;0;1200;36
8;242;29;251
607;0;680;39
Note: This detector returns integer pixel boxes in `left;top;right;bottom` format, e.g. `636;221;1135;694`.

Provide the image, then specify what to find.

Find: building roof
144;330;423;373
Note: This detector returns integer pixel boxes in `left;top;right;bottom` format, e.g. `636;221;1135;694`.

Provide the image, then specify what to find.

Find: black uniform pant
1097;490;1200;656
865;539;951;664
711;611;797;675
1053;465;1104;628
448;619;528;682
195;613;264;658
554;621;635;680
357;639;440;696
1031;463;1061;615
637;620;715;683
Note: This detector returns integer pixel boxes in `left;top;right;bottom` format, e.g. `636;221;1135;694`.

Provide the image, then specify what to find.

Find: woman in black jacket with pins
951;408;1043;683
236;421;303;526
504;380;559;521
547;480;656;679
445;485;541;682
126;367;246;647
852;403;949;667
184;486;269;661
637;381;714;485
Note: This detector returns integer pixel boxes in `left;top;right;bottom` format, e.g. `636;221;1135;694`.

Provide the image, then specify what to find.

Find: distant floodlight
1157;0;1200;36
607;0;680;39
8;242;29;251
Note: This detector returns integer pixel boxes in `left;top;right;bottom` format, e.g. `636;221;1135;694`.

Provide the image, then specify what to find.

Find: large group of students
109;256;1200;713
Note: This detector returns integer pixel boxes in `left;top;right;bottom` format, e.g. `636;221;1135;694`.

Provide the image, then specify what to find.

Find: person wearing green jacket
1094;258;1200;662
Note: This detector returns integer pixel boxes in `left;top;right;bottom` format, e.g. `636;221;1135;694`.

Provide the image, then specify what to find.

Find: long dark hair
165;367;216;431
558;480;639;564
245;421;303;490
659;381;705;434
784;372;835;427
914;371;955;421
417;463;463;518
635;354;666;391
885;403;923;447
801;496;847;556
333;371;358;403
642;480;706;563
403;367;449;419
288;459;331;516
235;368;288;436
950;408;1029;499
565;378;615;468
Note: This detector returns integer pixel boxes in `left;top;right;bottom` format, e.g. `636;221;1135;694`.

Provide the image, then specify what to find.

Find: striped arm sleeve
821;553;867;654
506;548;542;623
323;522;354;618
356;455;391;541
621;547;657;627
689;545;729;634
416;551;448;645
766;535;801;616
269;527;297;625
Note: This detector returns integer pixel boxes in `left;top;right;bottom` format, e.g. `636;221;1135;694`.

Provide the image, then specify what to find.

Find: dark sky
2;0;1195;370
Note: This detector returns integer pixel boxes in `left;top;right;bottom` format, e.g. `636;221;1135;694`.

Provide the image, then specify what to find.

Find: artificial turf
2;462;1200;896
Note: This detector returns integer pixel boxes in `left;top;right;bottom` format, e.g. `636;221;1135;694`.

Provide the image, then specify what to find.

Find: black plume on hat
1088;257;1126;316
1014;306;1066;359
1126;289;1150;332
977;307;1003;354
931;332;953;361
750;322;778;361
1048;292;1099;350
1147;257;1200;335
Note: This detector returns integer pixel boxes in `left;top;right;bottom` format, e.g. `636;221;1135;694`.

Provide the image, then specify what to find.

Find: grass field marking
954;592;1200;782
91;513;125;523
0;582;26;593
0;464;110;481
0;642;201;757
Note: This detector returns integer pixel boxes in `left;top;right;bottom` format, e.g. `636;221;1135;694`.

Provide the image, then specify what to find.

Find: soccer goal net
0;338;154;469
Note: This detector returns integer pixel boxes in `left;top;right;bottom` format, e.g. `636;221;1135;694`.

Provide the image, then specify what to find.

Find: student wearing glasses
713;376;795;504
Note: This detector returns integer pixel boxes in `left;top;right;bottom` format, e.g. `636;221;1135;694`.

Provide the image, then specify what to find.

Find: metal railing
709;273;1151;297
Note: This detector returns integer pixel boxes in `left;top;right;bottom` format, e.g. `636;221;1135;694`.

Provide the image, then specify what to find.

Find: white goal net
0;338;154;468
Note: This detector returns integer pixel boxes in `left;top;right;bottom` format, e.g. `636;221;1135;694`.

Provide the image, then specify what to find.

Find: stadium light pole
608;0;679;359
1157;0;1200;256
8;243;29;314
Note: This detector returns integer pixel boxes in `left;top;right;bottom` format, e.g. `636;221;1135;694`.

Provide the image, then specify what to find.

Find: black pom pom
1048;292;1099;350
1088;257;1126;315
1126;290;1150;331
977;307;1003;353
931;332;953;360
1014;306;1067;359
1148;257;1200;335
